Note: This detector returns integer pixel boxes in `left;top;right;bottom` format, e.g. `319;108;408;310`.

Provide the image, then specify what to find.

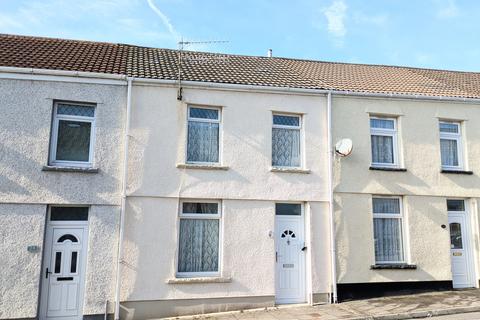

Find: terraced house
2;33;480;320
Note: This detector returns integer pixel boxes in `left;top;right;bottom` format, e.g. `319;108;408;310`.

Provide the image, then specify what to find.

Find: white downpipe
327;91;338;303
114;77;133;320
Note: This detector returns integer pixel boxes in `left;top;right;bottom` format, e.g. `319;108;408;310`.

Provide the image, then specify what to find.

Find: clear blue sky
1;0;479;71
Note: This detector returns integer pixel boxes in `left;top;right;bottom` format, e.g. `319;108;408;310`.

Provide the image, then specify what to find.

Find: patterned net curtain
178;203;219;273
187;122;219;163
272;128;300;167
373;198;404;262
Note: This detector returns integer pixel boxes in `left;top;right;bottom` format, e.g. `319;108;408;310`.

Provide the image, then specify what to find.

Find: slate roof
2;33;480;99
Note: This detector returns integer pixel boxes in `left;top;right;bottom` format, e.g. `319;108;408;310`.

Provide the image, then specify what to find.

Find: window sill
369;166;407;172
270;167;311;174
441;170;473;175
176;163;229;170
42;166;99;173
166;277;232;284
371;264;417;270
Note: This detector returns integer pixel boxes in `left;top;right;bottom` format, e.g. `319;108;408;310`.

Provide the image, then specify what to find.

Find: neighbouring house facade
0;74;126;319
333;95;480;298
3;33;480;320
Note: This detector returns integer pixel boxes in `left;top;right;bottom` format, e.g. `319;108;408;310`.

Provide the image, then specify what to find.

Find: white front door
40;224;88;320
275;205;306;304
448;212;474;289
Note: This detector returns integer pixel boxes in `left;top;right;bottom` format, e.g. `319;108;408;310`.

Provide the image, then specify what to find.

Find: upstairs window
187;106;220;164
49;102;95;167
370;117;398;167
272;114;302;167
439;121;463;170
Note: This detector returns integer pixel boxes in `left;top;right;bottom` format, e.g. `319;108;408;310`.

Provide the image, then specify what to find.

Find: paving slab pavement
164;290;480;320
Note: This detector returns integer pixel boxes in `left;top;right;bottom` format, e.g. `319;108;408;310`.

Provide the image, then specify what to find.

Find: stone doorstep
161;305;480;320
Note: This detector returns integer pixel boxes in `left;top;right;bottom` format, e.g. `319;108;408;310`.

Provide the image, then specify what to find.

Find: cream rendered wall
309;201;332;295
0;78;125;318
122;84;331;304
127;85;329;201
121;198;275;301
83;205;120;315
121;198;331;303
332;95;480;284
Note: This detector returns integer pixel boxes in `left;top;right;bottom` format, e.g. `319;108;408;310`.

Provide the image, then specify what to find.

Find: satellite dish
335;138;353;157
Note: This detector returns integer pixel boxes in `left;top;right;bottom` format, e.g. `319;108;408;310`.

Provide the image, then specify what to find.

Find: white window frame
185;105;222;165
439;121;464;171
272;113;303;168
49;102;96;168
177;199;222;278
372;196;406;264
370;116;399;168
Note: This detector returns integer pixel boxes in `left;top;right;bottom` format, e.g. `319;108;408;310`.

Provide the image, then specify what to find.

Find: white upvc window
186;106;221;164
372;197;405;264
49;102;96;168
439;121;463;170
370;116;398;168
272;113;302;168
177;200;221;277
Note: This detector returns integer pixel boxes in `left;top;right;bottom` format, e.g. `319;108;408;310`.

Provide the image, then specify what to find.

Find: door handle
45;268;52;279
301;246;307;251
276;251;278;262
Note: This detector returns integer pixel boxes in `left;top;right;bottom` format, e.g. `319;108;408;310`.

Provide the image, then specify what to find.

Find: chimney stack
267;49;272;57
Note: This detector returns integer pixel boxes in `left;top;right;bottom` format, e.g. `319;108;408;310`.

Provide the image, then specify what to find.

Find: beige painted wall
335;193;453;283
333;96;480;196
121;84;332;305
332;95;480;284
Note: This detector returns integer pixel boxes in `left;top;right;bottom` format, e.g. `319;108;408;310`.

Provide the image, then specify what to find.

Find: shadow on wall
0;141;120;204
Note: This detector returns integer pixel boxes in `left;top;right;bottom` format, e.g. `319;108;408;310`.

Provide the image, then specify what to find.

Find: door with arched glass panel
40;207;88;320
